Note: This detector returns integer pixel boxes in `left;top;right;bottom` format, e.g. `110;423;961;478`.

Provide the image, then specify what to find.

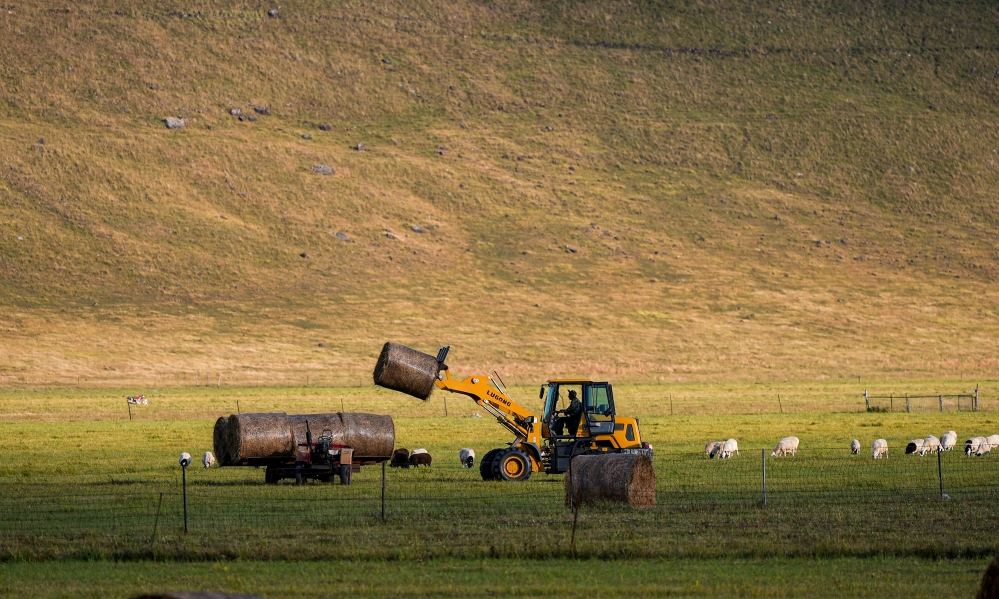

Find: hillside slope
2;1;999;385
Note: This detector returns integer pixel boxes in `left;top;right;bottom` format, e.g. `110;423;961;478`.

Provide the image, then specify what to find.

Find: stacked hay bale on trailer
212;412;394;484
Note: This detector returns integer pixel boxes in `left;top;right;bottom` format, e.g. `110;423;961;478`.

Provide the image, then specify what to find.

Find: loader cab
542;379;617;437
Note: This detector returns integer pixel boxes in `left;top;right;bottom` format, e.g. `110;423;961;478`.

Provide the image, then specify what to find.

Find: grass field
1;384;997;596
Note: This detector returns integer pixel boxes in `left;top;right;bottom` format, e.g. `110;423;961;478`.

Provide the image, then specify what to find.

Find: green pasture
0;557;989;599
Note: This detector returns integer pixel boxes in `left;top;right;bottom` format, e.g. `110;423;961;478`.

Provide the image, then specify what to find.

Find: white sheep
719;438;739;459
976;434;999;457
941;431;957;451
704;441;721;457
850;439;861;454
872;438;888;459
965;437;986;456
905;438;925;455
458;448;475;468
202;451;216;468
771;436;799;457
922;435;941;455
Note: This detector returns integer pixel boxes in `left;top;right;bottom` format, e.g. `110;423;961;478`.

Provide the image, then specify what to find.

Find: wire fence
3;447;998;560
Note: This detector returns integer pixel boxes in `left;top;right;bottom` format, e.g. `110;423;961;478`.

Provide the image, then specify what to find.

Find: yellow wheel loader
374;344;652;481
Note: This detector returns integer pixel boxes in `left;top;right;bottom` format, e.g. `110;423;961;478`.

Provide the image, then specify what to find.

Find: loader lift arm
432;346;544;481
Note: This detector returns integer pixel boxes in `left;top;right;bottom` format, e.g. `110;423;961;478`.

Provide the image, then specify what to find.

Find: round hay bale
228;413;295;461
372;342;439;400
341;412;395;456
289;413;345;447
977;554;999;599
212;416;230;466
564;453;656;508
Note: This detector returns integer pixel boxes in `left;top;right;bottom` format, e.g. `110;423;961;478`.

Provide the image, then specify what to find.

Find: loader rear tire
479;448;504;481
493;448;532;482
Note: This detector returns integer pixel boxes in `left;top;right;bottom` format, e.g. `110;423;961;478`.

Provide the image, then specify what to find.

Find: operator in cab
553;389;583;436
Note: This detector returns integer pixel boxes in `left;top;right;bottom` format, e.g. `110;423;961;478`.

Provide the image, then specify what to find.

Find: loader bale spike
372;342;440;400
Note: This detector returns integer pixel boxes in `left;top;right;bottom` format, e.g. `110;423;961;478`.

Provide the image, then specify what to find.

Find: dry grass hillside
1;0;998;386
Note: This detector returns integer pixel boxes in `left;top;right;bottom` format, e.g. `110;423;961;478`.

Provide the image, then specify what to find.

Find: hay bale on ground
341;412;395;456
289;413;345;447
978;555;999;599
564;453;656;508
372;342;439;400
228;413;295;461
212;416;230;465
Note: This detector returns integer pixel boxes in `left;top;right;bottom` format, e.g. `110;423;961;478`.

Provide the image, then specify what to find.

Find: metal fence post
937;447;944;499
906;394;910;413
975;386;979;411
864;390;869;411
762;449;767;507
381;461;386;521
182;466;188;534
939;394;943;413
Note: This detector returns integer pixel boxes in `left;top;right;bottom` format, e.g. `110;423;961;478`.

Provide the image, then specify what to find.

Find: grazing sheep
965;437;987;456
905;438;925;455
410;451;432;467
459;448;475;468
850;439;861;454
719;438;739;459
709;443;722;459
771;436;800;457
976;434;999;457
202;451;216;468
923;435;941;455
941;431;957;451
872;438;888;459
390;448;410;468
704;441;721;457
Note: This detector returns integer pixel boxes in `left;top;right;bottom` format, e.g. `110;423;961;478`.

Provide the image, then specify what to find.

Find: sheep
976;434;999;457
704;441;721;457
771;436;799;457
965;437;986;456
202;451;216;468
872;438;888;459
905;438;925;455
410;451;432;467
709;443;722;459
390;448;410;468
850;439;861;454
922;435;941;455
719;438;739;459
941;431;957;451
459;448;475;468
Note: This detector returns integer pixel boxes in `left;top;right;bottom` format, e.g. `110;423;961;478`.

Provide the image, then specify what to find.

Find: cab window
587;385;611;415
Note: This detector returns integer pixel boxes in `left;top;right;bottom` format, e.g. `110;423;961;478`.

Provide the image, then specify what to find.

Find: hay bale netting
372;342;440;400
289;413;346;447
564;453;656;508
212;416;230;466
227;412;295;461
341;412;395;456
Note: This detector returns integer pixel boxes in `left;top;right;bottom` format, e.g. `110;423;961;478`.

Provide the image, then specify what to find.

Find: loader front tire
479;448;504;481
492;448;532;482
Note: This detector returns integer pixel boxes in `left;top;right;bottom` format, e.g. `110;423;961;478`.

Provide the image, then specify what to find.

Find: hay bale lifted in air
341;412;396;456
227;413;295;461
565;453;656;508
372;342;440;400
212;416;230;466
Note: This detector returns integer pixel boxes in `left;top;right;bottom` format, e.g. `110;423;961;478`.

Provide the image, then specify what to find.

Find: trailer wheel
479;448;504;481
339;464;352;485
492;448;532;482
